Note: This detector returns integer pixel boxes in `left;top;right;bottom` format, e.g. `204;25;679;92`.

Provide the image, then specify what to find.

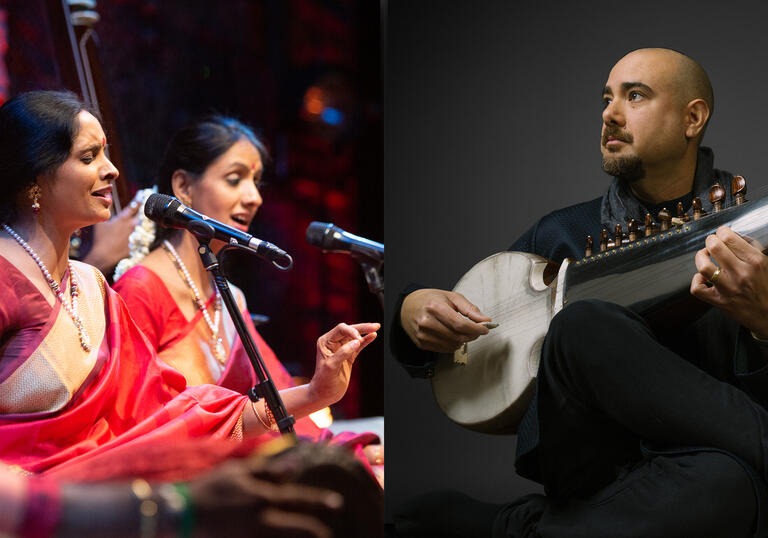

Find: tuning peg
674;201;690;224
628;219;639;241
620;233;629;245
709;183;726;212
614;224;622;247
585;235;593;257
692;197;704;220
600;229;608;252
644;213;654;237
732;175;746;205
658;207;671;231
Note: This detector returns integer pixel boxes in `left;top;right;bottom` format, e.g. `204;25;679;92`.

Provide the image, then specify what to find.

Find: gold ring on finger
708;267;721;284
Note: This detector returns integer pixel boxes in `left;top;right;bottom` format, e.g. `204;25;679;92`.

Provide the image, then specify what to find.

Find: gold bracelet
264;404;278;432
131;479;158;538
251;400;278;432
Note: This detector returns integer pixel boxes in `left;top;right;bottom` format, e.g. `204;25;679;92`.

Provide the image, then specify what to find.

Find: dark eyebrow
602;82;654;97
621;81;654;94
77;143;102;155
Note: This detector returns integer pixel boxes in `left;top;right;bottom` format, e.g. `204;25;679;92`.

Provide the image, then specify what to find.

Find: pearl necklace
162;240;225;364
2;224;92;352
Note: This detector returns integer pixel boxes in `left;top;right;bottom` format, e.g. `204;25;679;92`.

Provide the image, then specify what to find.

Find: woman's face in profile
188;138;263;234
39;110;118;230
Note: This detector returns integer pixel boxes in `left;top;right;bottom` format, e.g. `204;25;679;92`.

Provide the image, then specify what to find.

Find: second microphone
144;193;292;268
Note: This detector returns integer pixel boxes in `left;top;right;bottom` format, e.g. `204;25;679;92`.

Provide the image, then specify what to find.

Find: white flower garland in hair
113;187;158;281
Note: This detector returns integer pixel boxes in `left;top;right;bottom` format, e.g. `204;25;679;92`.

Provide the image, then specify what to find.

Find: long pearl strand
162;240;225;364
2;223;92;352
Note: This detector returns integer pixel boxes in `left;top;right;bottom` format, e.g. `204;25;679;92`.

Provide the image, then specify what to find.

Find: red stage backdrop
3;0;381;419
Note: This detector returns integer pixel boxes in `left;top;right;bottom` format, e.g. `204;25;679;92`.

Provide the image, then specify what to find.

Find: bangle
251;400;278;432
19;478;61;538
264;404;278;432
131;479;158;538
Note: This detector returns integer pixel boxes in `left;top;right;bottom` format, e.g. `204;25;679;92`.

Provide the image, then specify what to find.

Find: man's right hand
400;288;491;353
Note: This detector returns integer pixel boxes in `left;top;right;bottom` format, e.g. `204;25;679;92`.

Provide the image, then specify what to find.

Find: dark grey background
383;0;768;521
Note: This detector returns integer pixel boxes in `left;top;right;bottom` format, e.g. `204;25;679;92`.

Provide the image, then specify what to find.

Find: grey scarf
599;147;735;231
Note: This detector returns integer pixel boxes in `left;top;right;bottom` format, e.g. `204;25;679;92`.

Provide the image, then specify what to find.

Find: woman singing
0;91;378;477
113;116;384;475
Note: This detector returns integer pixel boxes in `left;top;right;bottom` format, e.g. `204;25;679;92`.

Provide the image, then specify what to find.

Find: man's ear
171;170;193;205
685;98;710;140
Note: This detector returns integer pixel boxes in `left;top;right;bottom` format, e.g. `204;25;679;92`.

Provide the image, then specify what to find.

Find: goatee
602;154;645;182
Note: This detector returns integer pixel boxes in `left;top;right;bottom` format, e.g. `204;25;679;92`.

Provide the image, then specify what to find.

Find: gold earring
180;195;191;206
29;184;41;215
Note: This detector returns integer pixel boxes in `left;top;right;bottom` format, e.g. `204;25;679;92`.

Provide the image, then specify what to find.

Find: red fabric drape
0;264;250;478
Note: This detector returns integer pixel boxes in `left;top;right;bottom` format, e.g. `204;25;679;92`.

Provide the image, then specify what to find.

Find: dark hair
0;90;95;223
152;115;269;248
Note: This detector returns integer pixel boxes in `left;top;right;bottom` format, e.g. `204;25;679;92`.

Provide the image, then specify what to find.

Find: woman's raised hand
308;322;379;407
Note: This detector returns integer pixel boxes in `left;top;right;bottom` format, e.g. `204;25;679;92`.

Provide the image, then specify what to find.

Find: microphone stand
192;226;295;436
354;254;384;310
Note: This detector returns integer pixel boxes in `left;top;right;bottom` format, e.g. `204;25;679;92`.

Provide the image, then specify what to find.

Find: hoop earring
29;184;41;215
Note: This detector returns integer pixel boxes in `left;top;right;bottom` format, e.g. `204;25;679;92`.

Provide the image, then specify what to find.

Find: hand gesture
308;322;379;407
400;288;491;353
691;225;768;338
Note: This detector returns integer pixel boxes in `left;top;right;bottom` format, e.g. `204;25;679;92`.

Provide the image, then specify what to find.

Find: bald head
619;48;714;125
601;48;715;186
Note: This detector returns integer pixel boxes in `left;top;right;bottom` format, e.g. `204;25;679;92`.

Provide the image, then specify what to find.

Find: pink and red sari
0;257;253;479
114;266;378;459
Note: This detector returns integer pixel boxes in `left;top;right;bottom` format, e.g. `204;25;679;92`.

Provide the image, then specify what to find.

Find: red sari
113;266;378;453
0;257;252;478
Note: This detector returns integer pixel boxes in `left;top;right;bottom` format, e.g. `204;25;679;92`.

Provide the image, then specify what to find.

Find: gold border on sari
0;262;107;414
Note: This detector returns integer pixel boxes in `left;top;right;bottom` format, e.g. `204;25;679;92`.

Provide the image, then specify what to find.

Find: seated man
392;48;768;537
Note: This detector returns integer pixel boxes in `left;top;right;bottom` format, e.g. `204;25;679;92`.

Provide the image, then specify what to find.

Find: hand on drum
691;225;768;338
308;323;379;407
190;458;343;538
400;288;491;353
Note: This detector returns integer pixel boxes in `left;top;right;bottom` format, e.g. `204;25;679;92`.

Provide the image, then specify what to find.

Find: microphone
305;221;384;263
144;193;292;268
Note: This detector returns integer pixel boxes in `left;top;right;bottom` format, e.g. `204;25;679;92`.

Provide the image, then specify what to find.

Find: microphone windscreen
305;221;335;249
144;193;178;222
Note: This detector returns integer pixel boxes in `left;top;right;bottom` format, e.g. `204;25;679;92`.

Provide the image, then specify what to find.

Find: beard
601;126;645;182
601;153;645;182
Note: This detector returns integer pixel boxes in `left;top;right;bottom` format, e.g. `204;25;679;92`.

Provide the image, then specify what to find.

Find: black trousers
496;300;767;537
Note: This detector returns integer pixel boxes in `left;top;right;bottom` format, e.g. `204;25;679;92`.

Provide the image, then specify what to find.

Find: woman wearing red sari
112;116;384;479
0;91;378;478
